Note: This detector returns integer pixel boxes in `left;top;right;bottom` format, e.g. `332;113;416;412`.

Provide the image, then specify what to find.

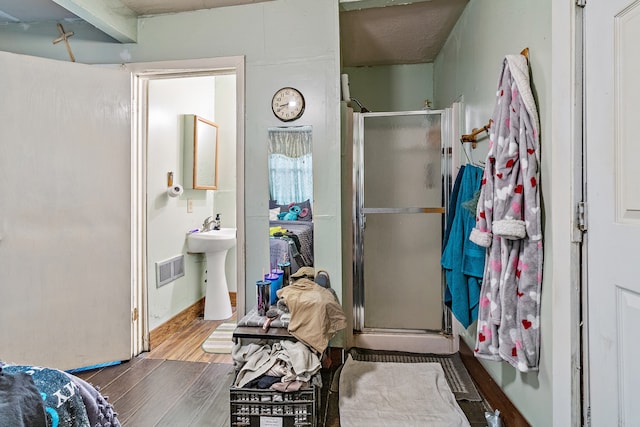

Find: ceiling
0;0;468;67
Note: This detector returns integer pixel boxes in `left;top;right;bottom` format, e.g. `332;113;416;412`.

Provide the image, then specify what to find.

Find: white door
585;1;640;424
0;52;132;370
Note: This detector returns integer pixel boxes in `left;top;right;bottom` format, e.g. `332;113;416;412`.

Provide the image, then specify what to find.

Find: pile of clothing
232;268;346;391
232;340;322;391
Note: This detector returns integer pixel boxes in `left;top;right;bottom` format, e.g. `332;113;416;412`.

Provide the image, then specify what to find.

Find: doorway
125;57;246;354
352;110;454;353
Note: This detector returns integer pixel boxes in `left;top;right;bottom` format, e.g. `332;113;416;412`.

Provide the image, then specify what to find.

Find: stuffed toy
278;205;301;221
277;204;309;221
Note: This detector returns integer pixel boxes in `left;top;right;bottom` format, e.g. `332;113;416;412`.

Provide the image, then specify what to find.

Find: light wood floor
145;311;237;364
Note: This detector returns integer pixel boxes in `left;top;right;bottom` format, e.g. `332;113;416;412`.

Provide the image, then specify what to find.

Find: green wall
434;0;553;425
342;63;434;112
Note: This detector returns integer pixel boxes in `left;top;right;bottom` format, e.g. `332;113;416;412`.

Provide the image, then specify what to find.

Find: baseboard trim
229;291;236;308
458;339;531;427
149;292;237;349
149;298;205;349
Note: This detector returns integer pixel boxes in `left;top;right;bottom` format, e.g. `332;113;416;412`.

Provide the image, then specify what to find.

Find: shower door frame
352;110;455;351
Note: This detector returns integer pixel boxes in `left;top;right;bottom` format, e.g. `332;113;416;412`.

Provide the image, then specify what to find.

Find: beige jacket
277;278;347;354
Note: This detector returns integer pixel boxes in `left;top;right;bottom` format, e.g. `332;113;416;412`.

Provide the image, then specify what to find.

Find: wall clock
271;87;305;122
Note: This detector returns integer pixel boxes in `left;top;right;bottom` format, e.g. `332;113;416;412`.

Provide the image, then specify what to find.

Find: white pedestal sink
187;228;236;320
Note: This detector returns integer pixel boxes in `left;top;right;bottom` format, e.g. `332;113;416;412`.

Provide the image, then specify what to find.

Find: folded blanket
237;307;290;328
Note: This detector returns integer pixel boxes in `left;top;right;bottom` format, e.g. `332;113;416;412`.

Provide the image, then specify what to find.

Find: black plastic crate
229;384;318;427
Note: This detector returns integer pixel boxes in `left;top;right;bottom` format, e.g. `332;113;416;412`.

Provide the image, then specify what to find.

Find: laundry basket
229;383;318;427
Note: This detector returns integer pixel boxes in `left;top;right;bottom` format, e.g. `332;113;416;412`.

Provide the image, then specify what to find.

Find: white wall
434;0;554;425
0;0;342;320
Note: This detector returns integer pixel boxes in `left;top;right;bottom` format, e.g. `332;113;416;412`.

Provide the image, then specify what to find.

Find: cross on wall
53;23;75;62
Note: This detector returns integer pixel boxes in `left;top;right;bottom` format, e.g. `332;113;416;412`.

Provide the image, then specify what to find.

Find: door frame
125;57;246;354
575;4;588;425
550;1;584;426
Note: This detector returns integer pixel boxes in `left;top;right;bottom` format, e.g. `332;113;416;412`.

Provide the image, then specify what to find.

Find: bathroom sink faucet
202;216;215;231
201;214;221;231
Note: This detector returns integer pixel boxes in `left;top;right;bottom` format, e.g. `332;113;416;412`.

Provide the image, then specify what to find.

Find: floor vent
156;255;185;288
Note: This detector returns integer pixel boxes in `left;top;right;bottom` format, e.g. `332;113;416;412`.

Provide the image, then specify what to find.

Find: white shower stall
346;104;464;354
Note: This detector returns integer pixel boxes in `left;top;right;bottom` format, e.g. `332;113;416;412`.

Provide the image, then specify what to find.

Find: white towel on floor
339;355;470;427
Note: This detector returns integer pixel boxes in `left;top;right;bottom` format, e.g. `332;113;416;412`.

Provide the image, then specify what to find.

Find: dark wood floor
75;310;491;427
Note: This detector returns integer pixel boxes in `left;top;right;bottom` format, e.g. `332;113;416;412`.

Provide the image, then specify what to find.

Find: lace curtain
268;126;313;205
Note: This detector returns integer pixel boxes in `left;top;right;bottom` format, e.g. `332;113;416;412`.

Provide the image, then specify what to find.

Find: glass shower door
354;111;445;332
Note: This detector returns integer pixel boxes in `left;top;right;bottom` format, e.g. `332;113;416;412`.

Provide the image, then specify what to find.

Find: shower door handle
361;207;445;214
357;213;366;230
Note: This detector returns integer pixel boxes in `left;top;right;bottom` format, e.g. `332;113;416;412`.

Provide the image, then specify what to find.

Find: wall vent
156;255;185;288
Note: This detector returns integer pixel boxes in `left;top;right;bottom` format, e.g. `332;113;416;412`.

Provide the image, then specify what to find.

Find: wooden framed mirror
184;114;219;190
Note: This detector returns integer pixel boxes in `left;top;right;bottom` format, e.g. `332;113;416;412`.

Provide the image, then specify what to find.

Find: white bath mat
339;355;470;427
201;322;236;354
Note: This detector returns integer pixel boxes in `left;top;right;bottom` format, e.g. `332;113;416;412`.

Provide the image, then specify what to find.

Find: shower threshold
353;330;457;355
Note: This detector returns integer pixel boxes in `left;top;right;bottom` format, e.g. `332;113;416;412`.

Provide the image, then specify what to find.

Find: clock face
272;87;305;122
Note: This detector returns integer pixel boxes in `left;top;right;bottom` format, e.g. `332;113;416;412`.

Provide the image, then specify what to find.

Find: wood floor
144;312;237;364
75;312;237;426
75;310;491;427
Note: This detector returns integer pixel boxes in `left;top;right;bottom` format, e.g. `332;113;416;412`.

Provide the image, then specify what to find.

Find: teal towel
441;165;485;328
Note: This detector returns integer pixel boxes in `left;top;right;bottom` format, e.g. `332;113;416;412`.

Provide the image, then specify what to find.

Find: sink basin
186;228;237;320
187;228;237;253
